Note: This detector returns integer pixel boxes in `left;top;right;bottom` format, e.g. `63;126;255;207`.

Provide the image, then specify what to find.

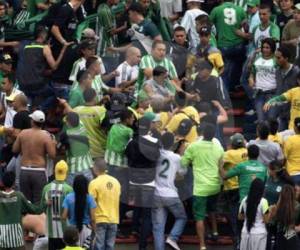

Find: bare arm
62;208;68;220
51;25;67;46
12;135;21;154
90;208;96;231
0;41;19;48
45;135;56;159
212;100;228;124
43;43;72;70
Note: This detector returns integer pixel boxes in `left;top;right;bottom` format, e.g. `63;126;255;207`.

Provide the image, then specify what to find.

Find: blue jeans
152;196;187;250
220;44;246;91
254;90;277;122
93;223;118;250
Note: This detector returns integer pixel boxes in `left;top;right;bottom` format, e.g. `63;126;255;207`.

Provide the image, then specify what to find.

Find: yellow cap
55;160;68;181
6;92;18;102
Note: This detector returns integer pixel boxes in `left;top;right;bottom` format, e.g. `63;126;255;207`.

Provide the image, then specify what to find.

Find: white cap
29;110;45;123
82;28;99;40
186;0;204;3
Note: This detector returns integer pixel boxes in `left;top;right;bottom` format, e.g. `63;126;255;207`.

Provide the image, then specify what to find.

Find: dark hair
201;114;217;125
63;226;79;246
259;3;271;10
83;88;96;103
195;102;211;113
261;38;276;54
86;56;98;69
257;122;270;140
277;46;291;61
174;91;187;107
32;120;44;128
275;185;296;229
77;70;90;83
152;40;166;50
66;112;80;127
138;116;151;135
269;160;294;185
268;119;279;135
128;2;145;16
120;109;133;122
34;25;48;40
161;132;175;149
247;144;260;159
0;0;7;7
3;73;15;84
153;66;167;77
246;178;265;232
2;171;15;188
73;175;88;232
195;14;210;24
174;26;186;33
203;123;216;141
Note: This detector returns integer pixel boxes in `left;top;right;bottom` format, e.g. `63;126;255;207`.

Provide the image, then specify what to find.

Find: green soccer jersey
41;181;73;239
98;3;116;56
68;86;85;108
137;55;178;91
210;2;246;48
226;160;267;202
65;124;93;174
181;140;224;196
0;190;44;248
105;123;133;167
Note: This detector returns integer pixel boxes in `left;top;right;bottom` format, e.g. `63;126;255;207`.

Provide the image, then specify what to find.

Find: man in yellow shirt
89;158;121;250
284;117;300;184
165;91;200;143
264;74;300;130
223;133;248;249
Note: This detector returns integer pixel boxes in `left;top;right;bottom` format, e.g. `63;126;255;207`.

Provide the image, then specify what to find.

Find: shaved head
15;93;28;107
126;46;141;58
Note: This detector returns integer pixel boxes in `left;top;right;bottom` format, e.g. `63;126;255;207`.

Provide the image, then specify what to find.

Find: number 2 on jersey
224;8;237;25
159;159;170;178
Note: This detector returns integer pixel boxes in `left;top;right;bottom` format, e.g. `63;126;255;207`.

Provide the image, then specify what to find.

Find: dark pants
48;238;65;250
0;247;25;250
19;168;47;203
220;44;246;92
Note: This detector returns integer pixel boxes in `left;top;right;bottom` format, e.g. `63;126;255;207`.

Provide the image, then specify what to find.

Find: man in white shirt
152;132;187;250
159;0;182;24
115;47;141;89
181;0;207;53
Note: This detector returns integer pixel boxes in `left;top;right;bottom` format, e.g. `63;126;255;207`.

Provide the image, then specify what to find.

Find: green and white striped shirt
137;55;178;90
41;181;73;238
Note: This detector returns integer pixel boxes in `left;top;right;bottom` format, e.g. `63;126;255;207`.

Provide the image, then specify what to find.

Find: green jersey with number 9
210;2;246;48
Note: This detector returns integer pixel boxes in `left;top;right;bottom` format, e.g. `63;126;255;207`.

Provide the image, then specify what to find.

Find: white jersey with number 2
154;149;186;198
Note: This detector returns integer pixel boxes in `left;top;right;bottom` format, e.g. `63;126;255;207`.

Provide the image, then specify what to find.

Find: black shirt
276;13;293;37
13;110;31;130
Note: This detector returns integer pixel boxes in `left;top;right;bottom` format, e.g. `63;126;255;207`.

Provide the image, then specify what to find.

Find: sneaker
166;237;181;250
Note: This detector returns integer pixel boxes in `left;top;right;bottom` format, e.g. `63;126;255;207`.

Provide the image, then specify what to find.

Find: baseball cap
177;119;193;137
199;26;211;36
0;53;13;64
29;110;45;123
110;93;126;111
55;160;68;181
295;3;300;10
138;116;151;132
82;28;99;40
79;39;96;50
186;0;204;3
143;112;160;122
230;133;245;147
5;92;18;102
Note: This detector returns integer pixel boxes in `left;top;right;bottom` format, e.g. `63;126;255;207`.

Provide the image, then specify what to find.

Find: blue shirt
62;192;96;226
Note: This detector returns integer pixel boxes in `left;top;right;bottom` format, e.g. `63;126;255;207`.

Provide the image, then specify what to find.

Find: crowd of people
0;0;300;249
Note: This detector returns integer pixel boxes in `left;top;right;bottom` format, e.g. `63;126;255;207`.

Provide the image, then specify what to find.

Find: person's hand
110;70;120;78
63;41;74;48
263;102;272;112
248;77;255;88
57;97;67;106
211;100;221;107
107;46;116;52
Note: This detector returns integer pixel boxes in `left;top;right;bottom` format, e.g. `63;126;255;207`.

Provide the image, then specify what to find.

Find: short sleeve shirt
62;192;96;226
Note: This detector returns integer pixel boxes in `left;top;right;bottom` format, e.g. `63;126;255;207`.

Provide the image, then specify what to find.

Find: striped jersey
0;190;44;248
137;55;178;90
41;181;73;238
65;124;94;174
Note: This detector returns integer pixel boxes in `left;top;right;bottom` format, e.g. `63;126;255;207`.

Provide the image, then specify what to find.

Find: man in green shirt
220;144;267;202
181;123;224;250
68;70;92;108
60;112;94;184
0;171;45;249
210;0;247;91
40;160;73;250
